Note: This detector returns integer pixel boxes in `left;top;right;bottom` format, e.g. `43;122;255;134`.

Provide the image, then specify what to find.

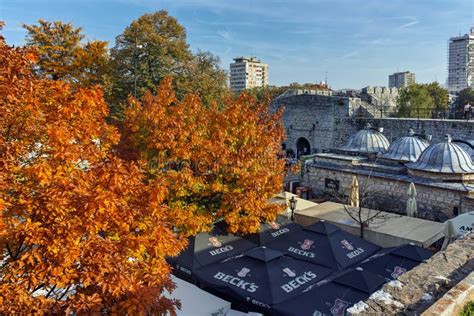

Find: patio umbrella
406;182;417;217
358;243;433;281
194;247;333;314
349;176;359;207
272;267;386;316
243;215;302;246
167;222;256;281
266;221;380;270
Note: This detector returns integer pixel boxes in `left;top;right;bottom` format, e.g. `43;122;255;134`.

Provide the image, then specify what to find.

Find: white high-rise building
388;71;416;88
447;27;474;93
229;57;269;93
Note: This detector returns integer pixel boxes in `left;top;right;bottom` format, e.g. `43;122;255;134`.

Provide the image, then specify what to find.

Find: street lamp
289;196;297;222
134;43;143;97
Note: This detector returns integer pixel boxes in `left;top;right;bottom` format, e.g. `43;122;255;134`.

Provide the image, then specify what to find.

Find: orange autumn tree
122;78;286;234
0;25;187;314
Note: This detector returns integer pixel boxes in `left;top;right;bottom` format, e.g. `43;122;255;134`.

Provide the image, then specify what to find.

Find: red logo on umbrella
341;239;354;251
301;239;314;250
208;237;222;248
391;266;407;279
330;298;349;316
270;221;281;230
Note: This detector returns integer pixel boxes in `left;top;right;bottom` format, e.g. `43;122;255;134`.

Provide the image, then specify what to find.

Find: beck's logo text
280;271;317;293
346;247;365;259
213;272;258;293
209;244;233;256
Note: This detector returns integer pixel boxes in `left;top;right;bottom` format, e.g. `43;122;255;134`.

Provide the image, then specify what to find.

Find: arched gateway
296;137;311;158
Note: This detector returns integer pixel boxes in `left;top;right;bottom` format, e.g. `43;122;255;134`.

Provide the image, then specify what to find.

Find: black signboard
325;178;340;191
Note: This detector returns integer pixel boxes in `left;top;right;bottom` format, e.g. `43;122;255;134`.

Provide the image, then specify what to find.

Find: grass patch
459;301;474;316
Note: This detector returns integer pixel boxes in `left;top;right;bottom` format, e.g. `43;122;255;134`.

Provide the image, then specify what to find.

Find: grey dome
407;135;474;173
454;141;474;161
340;124;390;154
379;129;430;162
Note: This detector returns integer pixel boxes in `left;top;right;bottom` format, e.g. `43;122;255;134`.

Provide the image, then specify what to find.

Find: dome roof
454;140;474;161
340;124;389;154
379;129;430;162
407;134;474;174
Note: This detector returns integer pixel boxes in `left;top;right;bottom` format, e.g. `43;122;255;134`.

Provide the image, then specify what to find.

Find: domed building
407;135;474;182
454;140;474;161
379;129;430;163
301;129;474;221
340;124;390;155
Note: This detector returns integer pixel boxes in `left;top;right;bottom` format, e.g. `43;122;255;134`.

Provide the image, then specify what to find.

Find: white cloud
341;50;359;60
398;20;419;29
217;30;231;40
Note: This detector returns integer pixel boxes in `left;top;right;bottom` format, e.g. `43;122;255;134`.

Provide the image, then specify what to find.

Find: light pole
289;196;297;222
134;43;143;97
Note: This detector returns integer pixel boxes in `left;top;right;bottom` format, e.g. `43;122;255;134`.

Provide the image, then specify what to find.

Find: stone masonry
272;94;474;154
271;94;360;154
301;162;474;221
347;233;474;315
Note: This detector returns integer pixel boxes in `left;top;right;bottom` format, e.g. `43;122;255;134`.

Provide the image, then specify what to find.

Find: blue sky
1;0;473;89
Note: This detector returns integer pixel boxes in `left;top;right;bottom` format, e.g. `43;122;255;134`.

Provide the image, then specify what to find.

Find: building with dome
379;129;430;163
301;128;474;221
338;124;390;155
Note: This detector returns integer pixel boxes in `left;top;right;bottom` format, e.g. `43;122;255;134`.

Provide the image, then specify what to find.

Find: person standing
464;102;472;120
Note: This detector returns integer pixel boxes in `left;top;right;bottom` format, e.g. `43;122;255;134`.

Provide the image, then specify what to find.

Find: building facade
301;128;474;221
229;57;268;93
388;71;416;88
447;28;474;93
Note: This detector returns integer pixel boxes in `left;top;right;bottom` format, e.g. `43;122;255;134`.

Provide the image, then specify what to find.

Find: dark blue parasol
358;243;433;281
167;221;256;281
243;215;302;246
194;246;333;313
272;267;386;316
267;221;380;270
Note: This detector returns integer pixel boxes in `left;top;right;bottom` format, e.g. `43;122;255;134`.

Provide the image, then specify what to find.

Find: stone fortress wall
348;233;474;316
270;94;360;155
271;94;474;154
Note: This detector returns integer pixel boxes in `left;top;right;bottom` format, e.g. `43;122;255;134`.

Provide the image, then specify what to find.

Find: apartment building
388;71;416;88
447;28;474;93
229;57;269;93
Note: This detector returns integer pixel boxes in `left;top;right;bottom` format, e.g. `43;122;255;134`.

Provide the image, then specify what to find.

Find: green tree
23;20;109;86
108;11;229;118
395;84;434;118
425;82;449;112
175;50;229;106
246;86;287;103
453;87;474;118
